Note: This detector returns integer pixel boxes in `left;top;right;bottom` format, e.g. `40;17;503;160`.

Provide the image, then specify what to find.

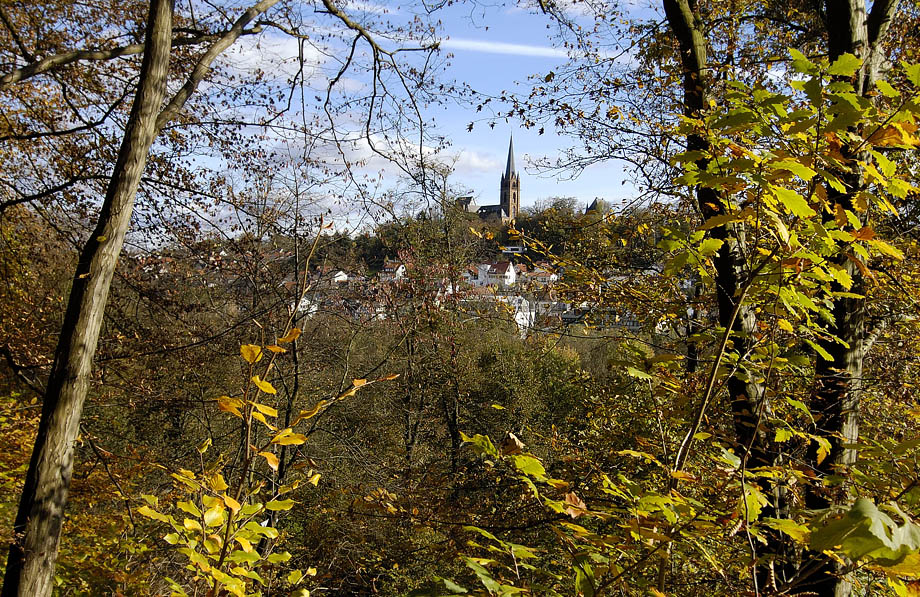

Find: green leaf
738;483;766;523
204;504;224;527
763;518;810;543
805;339;833;361
829;265;854;290
511;454;547;480
265;499;295;511
769;159;816;181
268;551;292;564
771;185;816;218
827;53;862;77
904;62;920;86
463;557;501;593
574;559;596;597
438;578;469;594
876;80;900;98
790;48;817;74
228;549;261;564
287;569;303;585
714;109;755;131
698;238;723;256
460;432;499;458
625;366;653;380
176;501;202;518
810;498;920;566
785;398;813;421
774;428;793;442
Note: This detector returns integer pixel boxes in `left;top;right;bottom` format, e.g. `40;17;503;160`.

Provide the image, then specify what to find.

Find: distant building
585;198;610;215
379;260;406;282
465;261;517;288
458;136;521;223
456;196;478;213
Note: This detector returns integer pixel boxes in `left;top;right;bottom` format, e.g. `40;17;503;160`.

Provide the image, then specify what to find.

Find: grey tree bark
1;0;281;594
1;0;175;594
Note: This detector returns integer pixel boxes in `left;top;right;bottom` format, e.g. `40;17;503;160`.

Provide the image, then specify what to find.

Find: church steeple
500;135;520;221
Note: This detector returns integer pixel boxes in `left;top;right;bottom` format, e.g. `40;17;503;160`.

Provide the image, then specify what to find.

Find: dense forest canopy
3;1;920;596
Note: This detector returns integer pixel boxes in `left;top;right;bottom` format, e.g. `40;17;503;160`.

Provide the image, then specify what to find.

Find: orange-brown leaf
259;451;279;471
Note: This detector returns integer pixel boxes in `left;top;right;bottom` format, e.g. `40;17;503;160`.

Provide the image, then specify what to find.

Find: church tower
499;136;520;221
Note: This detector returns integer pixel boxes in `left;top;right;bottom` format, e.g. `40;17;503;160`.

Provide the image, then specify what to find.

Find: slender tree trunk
661;0;782;590
1;2;174;595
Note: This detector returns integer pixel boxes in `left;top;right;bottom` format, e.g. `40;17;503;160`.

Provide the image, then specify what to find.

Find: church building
458;136;521;223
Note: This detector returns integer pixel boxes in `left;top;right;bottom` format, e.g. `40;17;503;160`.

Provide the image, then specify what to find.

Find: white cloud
345;0;398;15
438;37;569;59
219;31;327;83
449;150;502;175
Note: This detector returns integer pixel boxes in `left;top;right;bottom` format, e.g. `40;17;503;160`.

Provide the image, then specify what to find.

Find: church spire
500;134;520;221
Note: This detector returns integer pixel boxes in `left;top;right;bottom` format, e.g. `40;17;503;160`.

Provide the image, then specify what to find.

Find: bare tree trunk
798;2;899;595
661;0;782;590
1;1;174;594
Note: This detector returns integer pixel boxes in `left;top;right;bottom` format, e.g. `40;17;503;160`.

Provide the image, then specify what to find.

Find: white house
379;260;406;282
474;261;516;288
529;265;558;286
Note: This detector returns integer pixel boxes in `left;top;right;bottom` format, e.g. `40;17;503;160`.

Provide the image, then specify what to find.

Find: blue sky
218;0;648;218
426;2;638;211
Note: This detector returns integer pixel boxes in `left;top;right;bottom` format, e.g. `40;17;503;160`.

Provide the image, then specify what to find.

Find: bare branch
155;0;280;131
0;30;261;91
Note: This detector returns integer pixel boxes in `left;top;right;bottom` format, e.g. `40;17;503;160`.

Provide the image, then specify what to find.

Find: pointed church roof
504;135;516;178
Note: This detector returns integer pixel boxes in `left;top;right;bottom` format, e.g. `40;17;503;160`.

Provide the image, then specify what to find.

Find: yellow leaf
868;238;905;260
778;319;794;333
260;451;280;471
209;473;229;492
253;402;278;417
217;396;243;418
183;518;203;532
241;344;263;364
378;373;400;381
137;505;168;522
670;470;698;482
309;473;321;486
352;378;367;388
265;345;286;353
222;494;240;514
251;410;276;430
251;376;276;395
204;504;224;527
272;429;307;446
294;401;326;425
235;536;253;553
278;328;301;343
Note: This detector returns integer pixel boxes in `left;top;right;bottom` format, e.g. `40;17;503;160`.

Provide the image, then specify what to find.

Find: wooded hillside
3;1;920;596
